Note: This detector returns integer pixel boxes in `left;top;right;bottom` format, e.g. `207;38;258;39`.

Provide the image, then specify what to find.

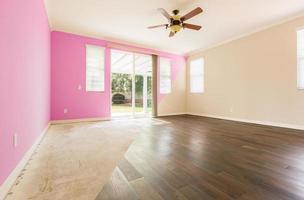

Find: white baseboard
0;123;50;200
187;113;304;131
50;117;111;125
158;112;187;117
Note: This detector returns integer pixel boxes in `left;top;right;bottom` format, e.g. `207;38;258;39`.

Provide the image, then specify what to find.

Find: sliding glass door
111;50;152;117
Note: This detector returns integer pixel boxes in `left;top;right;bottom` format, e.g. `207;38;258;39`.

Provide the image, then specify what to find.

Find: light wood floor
5;115;304;200
96;115;304;200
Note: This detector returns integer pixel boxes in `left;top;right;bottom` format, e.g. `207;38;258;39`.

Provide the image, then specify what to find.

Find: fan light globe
170;25;181;33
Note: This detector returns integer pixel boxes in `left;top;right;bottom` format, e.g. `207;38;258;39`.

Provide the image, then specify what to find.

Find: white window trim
190;58;205;94
297;28;304;90
298;58;304;90
86;44;105;92
159;57;172;94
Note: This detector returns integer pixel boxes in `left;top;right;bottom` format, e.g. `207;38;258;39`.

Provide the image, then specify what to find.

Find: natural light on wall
190;58;204;93
297;29;304;89
86;45;105;91
160;57;171;94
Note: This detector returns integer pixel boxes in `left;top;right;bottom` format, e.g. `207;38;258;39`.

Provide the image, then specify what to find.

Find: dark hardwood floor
96;115;304;200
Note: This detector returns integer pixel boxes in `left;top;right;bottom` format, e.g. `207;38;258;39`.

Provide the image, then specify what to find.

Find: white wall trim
158;112;187;117
0;123;51;200
187;113;304;131
50;117;111;125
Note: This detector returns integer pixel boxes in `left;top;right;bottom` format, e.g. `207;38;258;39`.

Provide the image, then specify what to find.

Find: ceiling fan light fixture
170;25;181;33
148;7;203;37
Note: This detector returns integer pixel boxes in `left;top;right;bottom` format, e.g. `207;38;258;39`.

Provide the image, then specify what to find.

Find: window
297;29;304;89
159;58;171;94
190;58;204;93
86;45;105;91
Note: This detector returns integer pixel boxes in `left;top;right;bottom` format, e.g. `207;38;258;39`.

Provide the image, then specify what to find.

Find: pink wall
51;32;111;120
51;31;185;120
0;0;51;185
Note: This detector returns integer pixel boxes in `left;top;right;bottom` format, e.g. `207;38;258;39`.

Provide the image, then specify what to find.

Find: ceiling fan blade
158;8;171;21
183;23;202;30
169;31;175;37
181;7;203;21
147;24;168;29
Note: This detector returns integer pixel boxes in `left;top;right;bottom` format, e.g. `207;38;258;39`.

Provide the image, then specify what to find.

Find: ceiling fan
148;7;203;37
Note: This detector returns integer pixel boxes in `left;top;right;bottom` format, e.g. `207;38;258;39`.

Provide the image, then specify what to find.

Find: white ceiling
44;0;304;55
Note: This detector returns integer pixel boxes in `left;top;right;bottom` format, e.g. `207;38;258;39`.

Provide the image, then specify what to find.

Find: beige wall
187;16;304;127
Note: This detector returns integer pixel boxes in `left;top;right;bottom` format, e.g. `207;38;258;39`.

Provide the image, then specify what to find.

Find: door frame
110;48;154;118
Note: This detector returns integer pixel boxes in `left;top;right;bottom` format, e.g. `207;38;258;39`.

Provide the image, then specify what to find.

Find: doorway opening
111;49;152;118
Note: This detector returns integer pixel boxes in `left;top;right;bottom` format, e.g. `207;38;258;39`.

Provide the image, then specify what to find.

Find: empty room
2;0;304;199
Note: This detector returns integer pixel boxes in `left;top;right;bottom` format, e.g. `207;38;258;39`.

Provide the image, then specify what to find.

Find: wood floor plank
95;167;139;200
129;178;164;200
96;115;304;200
179;185;216;200
117;157;143;182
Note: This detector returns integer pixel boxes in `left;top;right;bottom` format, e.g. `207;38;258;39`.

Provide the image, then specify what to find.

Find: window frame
297;28;304;90
189;58;205;94
159;57;172;94
86;44;105;92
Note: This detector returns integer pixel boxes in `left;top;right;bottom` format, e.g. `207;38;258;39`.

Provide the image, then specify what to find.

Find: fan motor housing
172;19;181;26
171;14;182;25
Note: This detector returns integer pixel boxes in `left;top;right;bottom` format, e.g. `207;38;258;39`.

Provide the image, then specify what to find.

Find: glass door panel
147;76;152;114
134;54;152;116
135;75;144;114
111;50;133;116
